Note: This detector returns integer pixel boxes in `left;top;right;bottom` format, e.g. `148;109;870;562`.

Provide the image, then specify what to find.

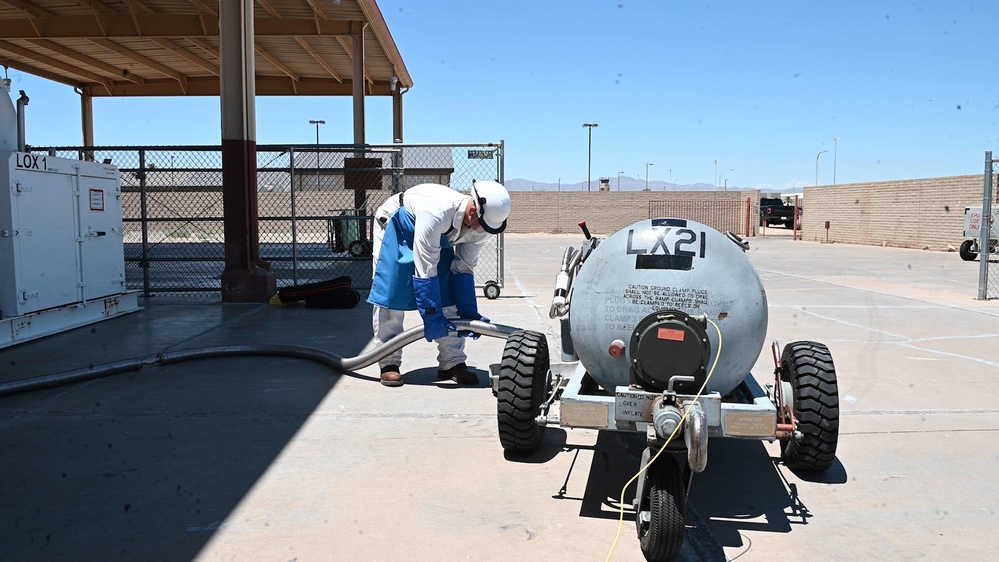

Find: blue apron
368;208;456;311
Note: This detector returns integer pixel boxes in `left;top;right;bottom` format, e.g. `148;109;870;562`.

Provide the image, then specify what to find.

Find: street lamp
617;171;624;191
309;119;325;189
792;180;802;190
719;168;733;191
645;162;654;191
668;168;672;191
582;123;598;191
815;149;829;186
833;137;840;185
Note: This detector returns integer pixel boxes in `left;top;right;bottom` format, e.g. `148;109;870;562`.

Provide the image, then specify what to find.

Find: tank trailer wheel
959;240;978;261
496;330;550;453
780;341;840;471
637;454;686;562
483;281;501;300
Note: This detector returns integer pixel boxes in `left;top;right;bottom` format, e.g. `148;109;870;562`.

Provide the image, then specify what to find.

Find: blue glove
452;272;489;323
413;276;456;342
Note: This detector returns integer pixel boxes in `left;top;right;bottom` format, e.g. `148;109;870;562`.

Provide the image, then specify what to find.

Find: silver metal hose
0;320;523;397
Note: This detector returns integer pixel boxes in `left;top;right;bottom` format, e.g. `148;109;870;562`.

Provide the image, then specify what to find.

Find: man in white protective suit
367;180;511;387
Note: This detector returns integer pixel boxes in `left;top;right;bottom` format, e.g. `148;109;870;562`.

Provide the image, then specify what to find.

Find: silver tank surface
568;218;768;395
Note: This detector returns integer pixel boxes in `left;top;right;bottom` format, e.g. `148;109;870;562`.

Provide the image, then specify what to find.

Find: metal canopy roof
0;0;412;97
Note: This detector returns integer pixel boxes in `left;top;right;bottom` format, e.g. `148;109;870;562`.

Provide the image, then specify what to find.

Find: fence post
979;151;994;300
391;142;403;195
745;197;751;237
138;148;151;296
289;147;298;285
794;194;800;241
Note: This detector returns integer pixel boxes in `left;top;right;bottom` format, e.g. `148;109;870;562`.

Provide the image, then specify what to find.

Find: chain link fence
34;143;505;298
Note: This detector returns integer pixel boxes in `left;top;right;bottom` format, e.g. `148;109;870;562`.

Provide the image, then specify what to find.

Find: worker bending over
367;181;511;387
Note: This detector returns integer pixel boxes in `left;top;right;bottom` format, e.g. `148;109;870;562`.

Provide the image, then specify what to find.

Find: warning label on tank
621;284;708;309
658;327;685;341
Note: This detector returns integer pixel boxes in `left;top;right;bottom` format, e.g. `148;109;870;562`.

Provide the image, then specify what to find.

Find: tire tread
497;331;549;453
781;340;840;471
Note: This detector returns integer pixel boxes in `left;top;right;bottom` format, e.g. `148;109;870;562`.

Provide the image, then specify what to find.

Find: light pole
645;162;654;191
815;149;829;186
558;178;561;192
583;123;598;191
792;180;801;191
617;171;624;191
309;119;325;189
668;168;672;191
833;137;840;185
714;159;718;187
719;168;733;191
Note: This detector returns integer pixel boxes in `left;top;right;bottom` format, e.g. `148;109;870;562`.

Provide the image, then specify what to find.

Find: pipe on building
16;89;28;151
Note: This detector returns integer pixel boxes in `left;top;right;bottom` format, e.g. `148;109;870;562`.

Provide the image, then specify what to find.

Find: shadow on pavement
688;439;848;548
0;302;370;562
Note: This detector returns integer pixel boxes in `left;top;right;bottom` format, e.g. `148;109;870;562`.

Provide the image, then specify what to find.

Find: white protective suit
370;183;491;370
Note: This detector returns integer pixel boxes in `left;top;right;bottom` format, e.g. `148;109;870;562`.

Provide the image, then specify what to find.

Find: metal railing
34;142;505;298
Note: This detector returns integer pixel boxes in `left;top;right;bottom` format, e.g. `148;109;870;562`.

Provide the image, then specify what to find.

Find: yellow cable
604;318;723;562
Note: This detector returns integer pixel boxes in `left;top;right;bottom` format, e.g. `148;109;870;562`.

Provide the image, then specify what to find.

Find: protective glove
452;272;488;339
452;272;489;323
413;275;456;342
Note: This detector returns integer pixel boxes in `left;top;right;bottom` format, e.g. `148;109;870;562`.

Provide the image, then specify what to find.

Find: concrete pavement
1;230;997;561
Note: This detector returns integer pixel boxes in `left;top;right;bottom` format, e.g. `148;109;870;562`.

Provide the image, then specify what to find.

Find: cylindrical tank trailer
493;217;840;562
568;217;768;396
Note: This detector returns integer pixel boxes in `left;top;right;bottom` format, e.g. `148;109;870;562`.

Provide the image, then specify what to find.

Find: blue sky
5;1;998;191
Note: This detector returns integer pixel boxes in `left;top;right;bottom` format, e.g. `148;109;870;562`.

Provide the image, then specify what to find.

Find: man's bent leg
436;305;466;370
373;305;405;386
436;305;477;384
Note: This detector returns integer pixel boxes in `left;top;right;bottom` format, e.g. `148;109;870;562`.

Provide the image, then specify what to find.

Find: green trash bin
340;209;362;251
328;208;371;257
327;215;345;252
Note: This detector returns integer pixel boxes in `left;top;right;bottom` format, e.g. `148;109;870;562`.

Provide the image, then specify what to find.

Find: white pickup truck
961;206;998;261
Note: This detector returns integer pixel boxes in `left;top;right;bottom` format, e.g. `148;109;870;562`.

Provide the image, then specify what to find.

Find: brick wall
508;176;994;249
506;190;761;236
799;175;991;250
121;174;994;250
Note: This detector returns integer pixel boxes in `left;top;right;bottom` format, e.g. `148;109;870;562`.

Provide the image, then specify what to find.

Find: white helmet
470;180;511;234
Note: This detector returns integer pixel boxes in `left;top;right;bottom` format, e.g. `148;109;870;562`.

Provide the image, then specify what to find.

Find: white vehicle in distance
961;206;998;261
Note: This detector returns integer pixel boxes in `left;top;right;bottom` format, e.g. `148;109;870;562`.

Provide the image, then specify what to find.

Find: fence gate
35;142;505;298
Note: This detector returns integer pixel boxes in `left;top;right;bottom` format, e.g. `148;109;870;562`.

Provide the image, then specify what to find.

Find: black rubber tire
638;455;686;562
780;341;839;472
959;240;977;261
497;330;549;453
483;281;501;300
